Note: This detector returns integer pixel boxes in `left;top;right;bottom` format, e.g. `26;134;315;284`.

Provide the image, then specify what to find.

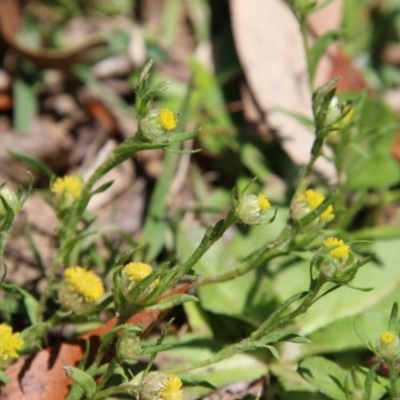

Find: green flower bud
235;194;271;225
325;96;343;126
116;330;142;363
0;186;18;217
140;108;178;143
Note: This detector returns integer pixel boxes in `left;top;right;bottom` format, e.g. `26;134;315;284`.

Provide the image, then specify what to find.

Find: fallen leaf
230;0;336;179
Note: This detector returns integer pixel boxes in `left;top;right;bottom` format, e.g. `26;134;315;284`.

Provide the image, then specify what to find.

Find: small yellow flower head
51;176;84;200
297;189;334;222
58;266;104;312
123;262;153;283
235;194;271;225
140;372;183;400
323;237;349;260
0;186;18;217
140;108;178;143
121;262;159;303
0;324;24;369
376;331;400;359
158;108;178;131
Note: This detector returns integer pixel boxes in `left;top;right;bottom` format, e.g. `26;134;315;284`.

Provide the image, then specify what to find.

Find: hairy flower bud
140;372;183;400
376;331;400;360
116;330;142;363
0;186;18;217
140;108;178;143
235;194;271;225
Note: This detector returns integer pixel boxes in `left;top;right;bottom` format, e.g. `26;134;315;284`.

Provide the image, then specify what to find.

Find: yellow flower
299;189;334;221
257;194;271;211
51;176;83;200
160;375;183;400
158;108;178;131
0;324;23;366
123;262;154;283
121;262;159;304
323;237;349;260
381;331;396;345
64;266;104;302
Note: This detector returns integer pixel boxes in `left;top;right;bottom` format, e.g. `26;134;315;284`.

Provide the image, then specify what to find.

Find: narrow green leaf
63;365;97;398
388;302;398;331
0;371;11;384
8;150;54;178
145;294;198;310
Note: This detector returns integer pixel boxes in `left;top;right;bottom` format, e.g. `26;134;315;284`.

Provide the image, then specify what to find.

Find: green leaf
8;150;54;178
388;302;398;331
0;371;11;384
298;356;347;399
1;283;39;324
13;71;37;133
146;294;198;310
309;30;342;81
298;357;386;400
63;365;96;398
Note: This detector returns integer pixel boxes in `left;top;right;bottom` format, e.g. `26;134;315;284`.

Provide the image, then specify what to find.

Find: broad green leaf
270;363;327;400
298;356;386;400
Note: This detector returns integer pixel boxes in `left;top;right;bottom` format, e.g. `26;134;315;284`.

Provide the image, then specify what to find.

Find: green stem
170;210;239;287
199;247;284;285
93;383;139;400
36;256;63;322
388;359;399;399
299;14;313;92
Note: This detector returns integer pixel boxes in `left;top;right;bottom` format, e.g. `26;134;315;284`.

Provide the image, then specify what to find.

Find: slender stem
94;383;139;400
388;360;399;399
299;15;313;92
200;247;284;285
36;256;63;322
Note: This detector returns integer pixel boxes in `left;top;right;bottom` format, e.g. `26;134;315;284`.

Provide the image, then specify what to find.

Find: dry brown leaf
230;0;335;179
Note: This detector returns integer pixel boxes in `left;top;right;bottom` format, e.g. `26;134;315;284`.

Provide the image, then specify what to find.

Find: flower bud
318;237;354;282
235;194;271;225
140;108;178;143
0;323;24;369
376;331;400;360
293;189;334;227
121;262;159;303
140;372;183;400
325;96;342;126
0;186;18;217
58;266;104;312
116;330;142;363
